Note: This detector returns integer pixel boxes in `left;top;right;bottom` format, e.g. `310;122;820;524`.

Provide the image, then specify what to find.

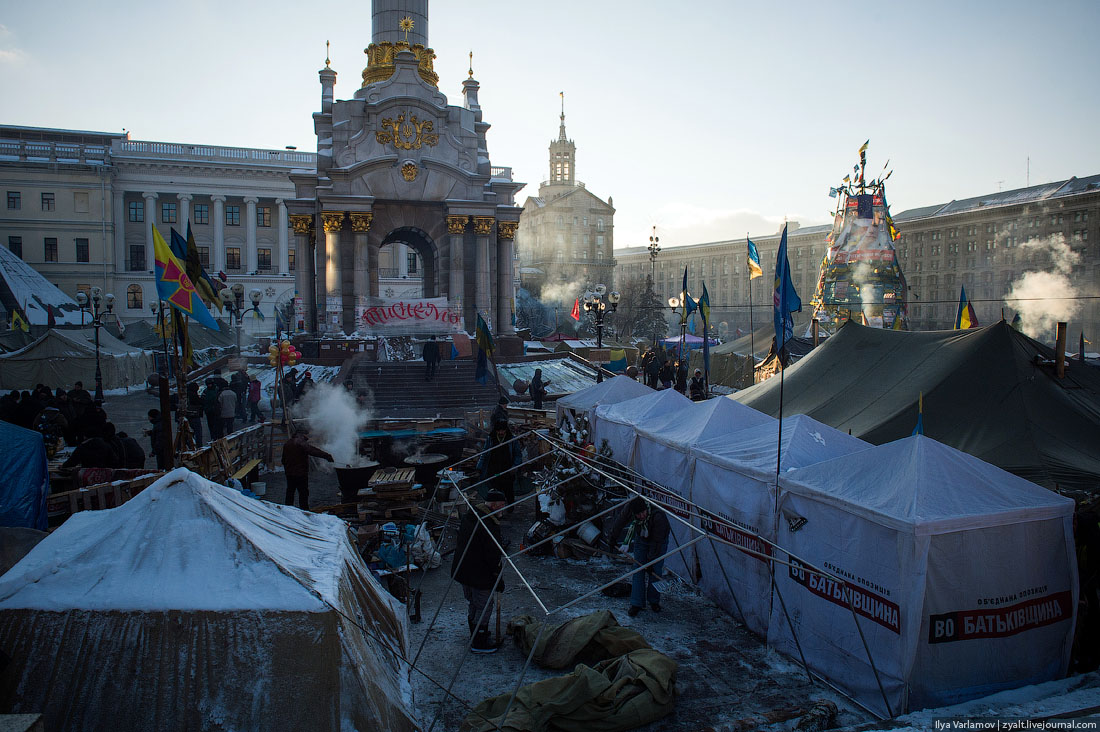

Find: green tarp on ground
508;610;650;670
461;649;677;732
733;320;1100;492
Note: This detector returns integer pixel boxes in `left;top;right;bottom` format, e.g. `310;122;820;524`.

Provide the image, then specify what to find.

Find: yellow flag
11;308;29;333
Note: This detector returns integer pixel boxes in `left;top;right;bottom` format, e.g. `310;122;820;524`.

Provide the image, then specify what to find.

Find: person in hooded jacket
477;421;522;512
451;489;508;653
608;496;671;617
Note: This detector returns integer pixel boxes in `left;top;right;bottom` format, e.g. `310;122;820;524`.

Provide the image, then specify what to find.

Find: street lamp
75;286;115;402
583;284;620;383
220;284;263;355
667;294;692;365
648;225;660;280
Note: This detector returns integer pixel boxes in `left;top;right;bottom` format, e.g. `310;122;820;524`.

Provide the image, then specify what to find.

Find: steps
344;359;502;418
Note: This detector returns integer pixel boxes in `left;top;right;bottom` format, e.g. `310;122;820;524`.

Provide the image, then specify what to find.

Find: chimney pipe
1055;322;1067;378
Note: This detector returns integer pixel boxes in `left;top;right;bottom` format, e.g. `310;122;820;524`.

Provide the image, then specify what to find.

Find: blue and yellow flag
700;282;711;377
954;286;978;330
747;238;763;280
699;282;711;326
474;313;494;384
681;267;696;319
153;227;219;330
773;224;802;353
912;392;924;436
10;306;29;333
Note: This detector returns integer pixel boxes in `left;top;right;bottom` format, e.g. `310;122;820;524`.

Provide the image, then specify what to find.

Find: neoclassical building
285;0;524;343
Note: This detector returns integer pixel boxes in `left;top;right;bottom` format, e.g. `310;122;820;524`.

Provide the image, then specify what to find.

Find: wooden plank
231;458;262;481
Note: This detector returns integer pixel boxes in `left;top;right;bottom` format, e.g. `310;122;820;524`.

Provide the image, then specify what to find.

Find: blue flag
700;283;711;376
475;313;494;384
912;392;924;436
773;224;802;353
681;267;697;317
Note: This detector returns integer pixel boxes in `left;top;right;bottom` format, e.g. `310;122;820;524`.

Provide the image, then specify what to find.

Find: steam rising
540;279;588;304
1004;233;1083;339
297;383;373;466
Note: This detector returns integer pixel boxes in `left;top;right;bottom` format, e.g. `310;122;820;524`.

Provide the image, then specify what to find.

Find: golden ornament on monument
321;212;345;232
497;221;519;240
401;162;418;182
446;215;469;235
375;113;439;151
473;217;495;236
350;213;373;232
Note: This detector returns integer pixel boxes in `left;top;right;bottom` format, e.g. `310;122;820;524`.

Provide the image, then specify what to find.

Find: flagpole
748;233;755;382
156;305;175;470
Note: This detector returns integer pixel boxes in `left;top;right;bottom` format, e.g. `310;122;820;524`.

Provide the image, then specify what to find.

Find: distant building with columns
285;0;524;342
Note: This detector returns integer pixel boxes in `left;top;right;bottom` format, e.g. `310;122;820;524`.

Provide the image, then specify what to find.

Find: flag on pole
10;307;29;333
953;286;978;330
570;298;580;321
47;304;56;328
474;313;494;385
700;282;711;375
186;223;223;310
773;224;802;358
153;227;220;330
172;310;194;369
681;267;697;317
747;238;763;280
699;282;711;327
858;139;869;155
911;392;924;436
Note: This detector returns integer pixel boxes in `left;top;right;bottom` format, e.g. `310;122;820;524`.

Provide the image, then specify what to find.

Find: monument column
244;197;259;273
177;193;192;232
497;221;518;335
142;192;157;262
473;216;494;324
290;214;314;331
211;195;226;273
276;199;289;274
350;213;373;333
446;215;467;322
321;212;344;333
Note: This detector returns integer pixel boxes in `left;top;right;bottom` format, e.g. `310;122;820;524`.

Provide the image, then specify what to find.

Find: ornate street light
583;285;620;383
75;286;115;402
648;225;660;280
220;284;264;355
668;294;693;364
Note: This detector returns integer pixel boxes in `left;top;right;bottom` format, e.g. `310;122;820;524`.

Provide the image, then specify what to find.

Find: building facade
615;176;1100;344
514;109;615;298
0;124;311;329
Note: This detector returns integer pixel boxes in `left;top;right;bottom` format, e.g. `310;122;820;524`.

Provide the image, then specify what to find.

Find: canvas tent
591;389;691;467
0;468;417;732
0;243;84;326
122;318;236;353
0;328;153;391
733;320;1100;492
688;415;869;636
768;435;1077;716
0;422;49;530
555;375;652;430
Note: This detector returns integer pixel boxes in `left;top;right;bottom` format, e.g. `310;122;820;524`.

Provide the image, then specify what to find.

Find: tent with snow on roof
555;374;652;431
0;243;84;325
768;435;1077;717
687;415;868;636
591;388;691;468
0;468;417;732
0;328;153;391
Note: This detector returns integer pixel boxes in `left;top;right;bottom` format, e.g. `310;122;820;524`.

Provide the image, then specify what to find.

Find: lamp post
75;286;114;402
220;284;262;356
648;225;660;281
582;283;620;383
667;295;691;365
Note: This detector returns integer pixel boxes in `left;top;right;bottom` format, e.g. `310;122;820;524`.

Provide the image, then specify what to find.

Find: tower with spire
514;98;616;309
284;0;524;346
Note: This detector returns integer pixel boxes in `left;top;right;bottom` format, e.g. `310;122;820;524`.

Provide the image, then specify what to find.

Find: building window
194;203;209;225
75;238;89;262
257;248;271;270
198;246;210;268
161;202;177;224
288;249;295;271
7;191;20;210
44;237;58;262
407;251;417;274
126;284;143;309
225;206;241;226
129;245;146;271
41;192;55;211
226;247;241;270
597;218;604;232
128;201;144;222
8;236;22;258
596;235;605;248
257;206;271;227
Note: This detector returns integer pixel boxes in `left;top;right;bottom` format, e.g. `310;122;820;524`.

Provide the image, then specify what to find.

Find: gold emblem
473;217;495;236
401;162;418;182
446;215;469;235
497;221;519;240
361;42;438;88
399;16;414;43
289;214;312;235
321;212;344;233
375;113;439;150
350;213;373;232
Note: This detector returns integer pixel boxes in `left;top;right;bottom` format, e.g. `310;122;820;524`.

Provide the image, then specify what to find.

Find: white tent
0;328;153;391
0;243;85;325
591;388;691;467
631;397;775;579
768;435;1077;716
555;374;652;430
0;468;417;732
688;415;869;636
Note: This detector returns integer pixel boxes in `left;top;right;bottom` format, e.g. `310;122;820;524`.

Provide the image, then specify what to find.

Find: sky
2;0;1098;251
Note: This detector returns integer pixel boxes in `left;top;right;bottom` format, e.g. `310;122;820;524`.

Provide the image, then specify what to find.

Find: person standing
609;496;671;617
230;370;249;422
451;489;507;653
203;380;223;441
185;382;204;444
280;429;334;510
477;421;522;513
530;368;549;410
218;384;238;436
644;351;661;389
248;377;264;423
675;360;688;395
689;368;706;401
422;335;441;381
658;359;674;390
147;409;165;470
298;371;315;400
490;397;510;427
117;430;146;469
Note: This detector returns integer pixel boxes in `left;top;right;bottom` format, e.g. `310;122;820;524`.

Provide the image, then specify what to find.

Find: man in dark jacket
117;431;147;469
477;421;522;511
451;489;508;653
203;381;223;441
608;496;671;617
281;429;334;510
422;335;441;381
62;431;120;470
490;397;509;427
689;368;706;401
147;409;165;470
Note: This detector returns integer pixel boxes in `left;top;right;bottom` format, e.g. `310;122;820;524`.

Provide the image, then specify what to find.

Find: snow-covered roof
0;245;85;325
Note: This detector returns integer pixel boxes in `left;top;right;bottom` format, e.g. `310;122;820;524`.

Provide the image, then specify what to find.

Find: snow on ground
249;364;341;397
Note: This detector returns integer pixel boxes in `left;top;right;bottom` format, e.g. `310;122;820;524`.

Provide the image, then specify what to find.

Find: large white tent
688;415;869;636
591;388;691;466
0;468;417;732
768;435;1077;716
0;328;153;391
555;375;652;430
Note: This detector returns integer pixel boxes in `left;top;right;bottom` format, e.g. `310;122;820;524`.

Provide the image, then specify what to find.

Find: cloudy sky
2;0;1097;250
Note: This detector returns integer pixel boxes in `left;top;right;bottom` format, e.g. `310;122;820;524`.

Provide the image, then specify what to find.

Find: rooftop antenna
325;40;331;68
1026;156;1030;187
560;90;565;119
996;180;1004;191
468;50;474;78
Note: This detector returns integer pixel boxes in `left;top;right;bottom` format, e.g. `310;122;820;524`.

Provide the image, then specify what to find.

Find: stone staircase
343;357;502;419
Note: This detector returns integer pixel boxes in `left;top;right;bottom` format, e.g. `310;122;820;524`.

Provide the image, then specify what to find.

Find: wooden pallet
356;487;425;502
368;467;416;492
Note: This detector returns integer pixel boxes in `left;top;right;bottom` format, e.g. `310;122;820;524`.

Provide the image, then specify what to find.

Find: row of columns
119;191;290;274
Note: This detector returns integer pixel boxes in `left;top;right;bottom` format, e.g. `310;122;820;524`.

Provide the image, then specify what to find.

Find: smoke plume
297;383;373;467
1004;233;1083;339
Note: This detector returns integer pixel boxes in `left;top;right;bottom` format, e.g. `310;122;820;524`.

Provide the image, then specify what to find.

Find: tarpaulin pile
508;610;650;669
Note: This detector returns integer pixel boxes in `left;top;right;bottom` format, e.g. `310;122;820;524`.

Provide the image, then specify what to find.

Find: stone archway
375;227;439;298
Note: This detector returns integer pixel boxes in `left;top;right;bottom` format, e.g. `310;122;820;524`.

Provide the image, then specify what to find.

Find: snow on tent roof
594;387;691;426
0;468;351;611
0;244;84;325
691;413;870;478
781;434;1074;535
733;320;1100;492
636;395;774;450
557;374;652;413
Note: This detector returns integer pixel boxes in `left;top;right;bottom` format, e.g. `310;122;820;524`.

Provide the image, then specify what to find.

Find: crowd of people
639;346;707;401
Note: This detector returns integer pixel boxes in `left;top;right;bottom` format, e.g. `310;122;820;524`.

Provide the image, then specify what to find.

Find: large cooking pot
405;453;448;499
335;461;381;502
